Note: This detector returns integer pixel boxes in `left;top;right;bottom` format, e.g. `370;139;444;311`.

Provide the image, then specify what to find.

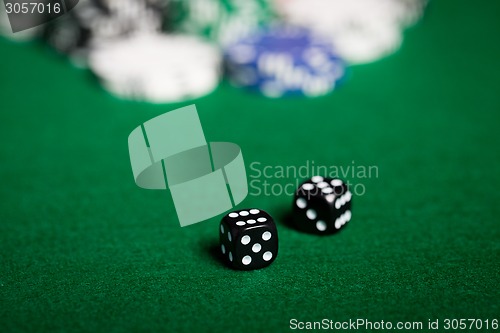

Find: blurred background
1;0;428;102
1;1;499;332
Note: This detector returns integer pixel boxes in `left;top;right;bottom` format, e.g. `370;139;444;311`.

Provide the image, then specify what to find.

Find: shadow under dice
219;209;278;270
293;176;352;235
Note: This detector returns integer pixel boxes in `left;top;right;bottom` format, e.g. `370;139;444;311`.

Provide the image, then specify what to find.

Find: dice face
219;209;278;270
293;176;352;235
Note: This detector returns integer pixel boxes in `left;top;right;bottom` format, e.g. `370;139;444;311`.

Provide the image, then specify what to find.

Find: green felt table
1;1;499;332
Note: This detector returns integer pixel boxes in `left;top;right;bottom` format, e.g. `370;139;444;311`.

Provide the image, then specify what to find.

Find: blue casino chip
224;25;345;98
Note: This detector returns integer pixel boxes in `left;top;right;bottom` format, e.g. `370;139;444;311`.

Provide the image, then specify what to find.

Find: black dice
219;209;278;270
293;176;352;235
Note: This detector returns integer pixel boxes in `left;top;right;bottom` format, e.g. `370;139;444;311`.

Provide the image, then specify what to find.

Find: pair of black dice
219;177;352;270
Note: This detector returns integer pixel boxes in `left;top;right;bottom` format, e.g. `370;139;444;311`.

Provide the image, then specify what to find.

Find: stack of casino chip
275;0;428;64
170;0;275;47
224;25;345;98
42;0;170;66
88;33;222;103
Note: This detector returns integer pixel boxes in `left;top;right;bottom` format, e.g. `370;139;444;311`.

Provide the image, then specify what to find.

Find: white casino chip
331;20;403;64
89;33;222;103
275;0;427;64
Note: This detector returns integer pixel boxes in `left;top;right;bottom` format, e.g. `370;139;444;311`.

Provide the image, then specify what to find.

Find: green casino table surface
1;1;499;332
